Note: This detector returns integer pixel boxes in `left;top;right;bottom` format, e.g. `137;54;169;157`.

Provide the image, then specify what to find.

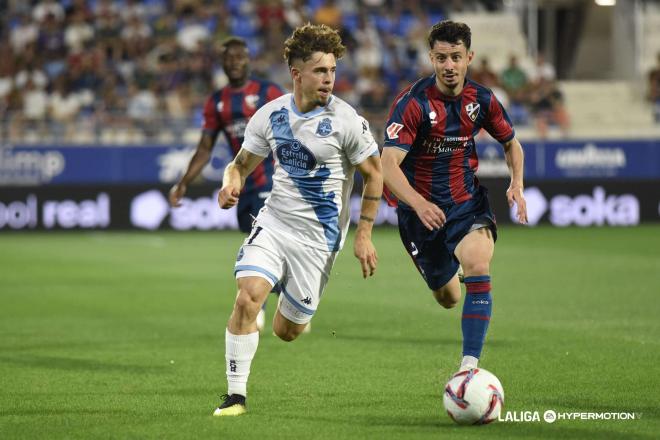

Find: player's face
429;40;473;95
222;45;249;85
291;52;336;111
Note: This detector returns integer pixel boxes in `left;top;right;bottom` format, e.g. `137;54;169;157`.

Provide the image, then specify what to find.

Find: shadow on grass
0;355;168;374
334;333;509;347
0;408;136;417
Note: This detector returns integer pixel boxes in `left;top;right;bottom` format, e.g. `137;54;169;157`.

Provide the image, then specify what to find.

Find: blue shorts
397;186;497;290
237;189;270;233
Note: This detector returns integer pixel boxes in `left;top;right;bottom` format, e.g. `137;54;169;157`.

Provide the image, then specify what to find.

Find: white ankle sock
460;355;479;370
225;329;259;397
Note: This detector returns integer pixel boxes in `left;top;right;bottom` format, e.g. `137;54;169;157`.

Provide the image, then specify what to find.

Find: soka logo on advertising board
0;193;110;229
512;187;639;226
130;190;238;230
0;148;65;184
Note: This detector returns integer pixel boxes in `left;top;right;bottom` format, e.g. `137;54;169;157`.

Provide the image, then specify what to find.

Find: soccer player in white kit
213;24;383;416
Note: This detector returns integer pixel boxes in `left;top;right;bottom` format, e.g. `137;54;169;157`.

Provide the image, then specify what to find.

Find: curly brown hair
283;23;346;67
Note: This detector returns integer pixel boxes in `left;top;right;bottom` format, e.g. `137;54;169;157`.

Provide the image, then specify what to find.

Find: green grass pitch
1;226;659;439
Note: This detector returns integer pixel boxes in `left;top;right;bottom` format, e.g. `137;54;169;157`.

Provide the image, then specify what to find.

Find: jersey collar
290;95;333;118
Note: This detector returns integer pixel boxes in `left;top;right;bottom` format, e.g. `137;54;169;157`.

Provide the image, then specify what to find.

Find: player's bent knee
234;289;261;315
461;262;490;277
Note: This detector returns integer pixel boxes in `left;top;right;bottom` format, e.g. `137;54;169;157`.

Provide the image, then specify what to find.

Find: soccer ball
443;368;504;425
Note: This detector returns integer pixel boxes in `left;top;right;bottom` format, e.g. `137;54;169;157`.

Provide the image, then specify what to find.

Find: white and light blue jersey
242;93;378;252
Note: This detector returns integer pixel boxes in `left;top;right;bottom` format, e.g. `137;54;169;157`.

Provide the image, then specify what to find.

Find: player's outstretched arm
169;132;218;207
381;148;446;230
354;155;383;278
502;137;528;224
218;148;265;209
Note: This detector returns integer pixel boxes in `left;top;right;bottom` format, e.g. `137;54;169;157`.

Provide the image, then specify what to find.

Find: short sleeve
241;107;271;157
383;92;423;152
266;84;285;101
201;94;222;135
484;91;515;143
344;115;379;165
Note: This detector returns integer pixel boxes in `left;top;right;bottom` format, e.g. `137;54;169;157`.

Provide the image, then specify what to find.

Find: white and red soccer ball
443;368;504;425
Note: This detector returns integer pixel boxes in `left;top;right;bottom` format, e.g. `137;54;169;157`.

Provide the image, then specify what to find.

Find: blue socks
461;275;492;359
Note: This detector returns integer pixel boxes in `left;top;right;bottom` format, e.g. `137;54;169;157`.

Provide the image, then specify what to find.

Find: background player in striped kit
381;20;528;373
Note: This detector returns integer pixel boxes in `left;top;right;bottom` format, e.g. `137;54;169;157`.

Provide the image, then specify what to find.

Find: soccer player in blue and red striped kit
381;20;528;372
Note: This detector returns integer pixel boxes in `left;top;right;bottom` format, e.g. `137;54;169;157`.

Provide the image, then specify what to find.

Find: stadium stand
0;0;659;146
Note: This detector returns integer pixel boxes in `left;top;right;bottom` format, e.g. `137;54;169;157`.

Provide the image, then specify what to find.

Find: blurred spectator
359;78;389;140
176;7;210;52
121;0;147;22
283;0;309;30
65;0;94;22
10;13;38;53
530;53;556;83
37;13;67;78
257;0;285;29
15;61;48;90
529;78;569;139
11;76;49;140
33;0;65;23
314;0;342;28
164;82;193;140
470;57;500;87
65;9;95;54
127;83;159;138
353;14;383;74
648;52;660;123
500;54;528;103
94;0;123;61
121;16;153;58
500;54;529;125
49;75;82;140
153;13;178;41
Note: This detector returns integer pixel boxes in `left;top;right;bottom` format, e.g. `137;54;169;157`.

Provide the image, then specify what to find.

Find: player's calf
460;275;492;369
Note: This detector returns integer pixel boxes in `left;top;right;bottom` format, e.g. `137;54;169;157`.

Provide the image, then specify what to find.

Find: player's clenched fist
218;186;240;209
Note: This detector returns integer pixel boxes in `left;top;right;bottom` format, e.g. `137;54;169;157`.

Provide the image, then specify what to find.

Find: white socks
460;355;479;370
225;329;259;397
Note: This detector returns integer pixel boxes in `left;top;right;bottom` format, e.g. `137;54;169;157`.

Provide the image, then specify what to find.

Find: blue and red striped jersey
202;78;284;193
383;75;514;209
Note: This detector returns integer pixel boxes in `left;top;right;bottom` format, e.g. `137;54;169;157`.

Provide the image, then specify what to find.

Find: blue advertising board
0;143;233;185
476;139;659;179
1;139;658;185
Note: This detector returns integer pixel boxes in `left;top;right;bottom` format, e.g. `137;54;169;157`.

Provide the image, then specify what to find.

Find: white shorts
234;225;337;324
